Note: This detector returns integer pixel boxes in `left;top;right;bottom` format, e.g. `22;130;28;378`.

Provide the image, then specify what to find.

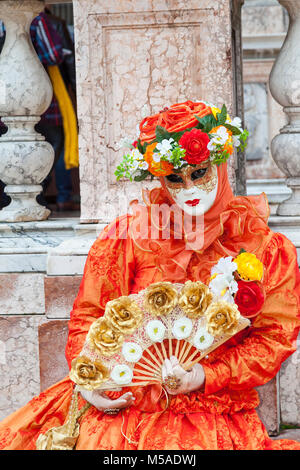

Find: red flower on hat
179;129;210;165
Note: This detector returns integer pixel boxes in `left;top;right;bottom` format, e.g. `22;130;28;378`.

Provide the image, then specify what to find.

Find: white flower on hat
230;117;242;130
194;327;214;351
212;126;229;144
116;137;134;150
131;148;143;161
111;364;133;385
128;160;139;174
172;317;193;340
156;138;174;156
152;152;161;163
139;161;149;170
232;135;241;147
146;320;166;343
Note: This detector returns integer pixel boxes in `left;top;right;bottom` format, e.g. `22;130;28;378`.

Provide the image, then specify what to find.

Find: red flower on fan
179;129;210;164
234;280;265;319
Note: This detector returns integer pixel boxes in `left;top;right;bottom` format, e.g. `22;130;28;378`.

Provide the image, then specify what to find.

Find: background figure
42;5;78;212
0;7;79;211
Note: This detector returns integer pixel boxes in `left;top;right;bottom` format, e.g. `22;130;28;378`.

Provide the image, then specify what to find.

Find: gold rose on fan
178;280;213;319
69;356;109;390
105;296;143;335
87;318;124;356
205;300;240;337
144;282;178;316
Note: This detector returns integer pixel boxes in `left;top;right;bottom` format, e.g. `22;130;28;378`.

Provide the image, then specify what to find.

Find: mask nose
184;179;195;190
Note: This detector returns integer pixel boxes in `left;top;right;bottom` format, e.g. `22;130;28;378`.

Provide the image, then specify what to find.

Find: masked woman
0;101;299;450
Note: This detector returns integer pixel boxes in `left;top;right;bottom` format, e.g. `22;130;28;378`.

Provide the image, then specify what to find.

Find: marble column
269;0;300;216
0;0;54;222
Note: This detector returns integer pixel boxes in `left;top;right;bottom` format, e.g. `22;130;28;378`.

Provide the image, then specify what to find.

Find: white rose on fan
110;364;133;385
146;320;166;343
209;273;238;303
194;327;214;351
122;342;143;363
211;256;237;278
172;317;193;340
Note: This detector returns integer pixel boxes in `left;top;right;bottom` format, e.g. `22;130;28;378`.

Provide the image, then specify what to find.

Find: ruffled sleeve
65;215;135;368
202;232;300;395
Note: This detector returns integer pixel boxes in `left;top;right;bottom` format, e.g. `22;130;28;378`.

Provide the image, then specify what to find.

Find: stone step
272;429;300;442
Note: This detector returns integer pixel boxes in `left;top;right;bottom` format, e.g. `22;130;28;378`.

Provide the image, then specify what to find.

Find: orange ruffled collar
130;187;271;283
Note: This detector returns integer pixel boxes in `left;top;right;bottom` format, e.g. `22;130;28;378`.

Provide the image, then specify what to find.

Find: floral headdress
115;100;248;182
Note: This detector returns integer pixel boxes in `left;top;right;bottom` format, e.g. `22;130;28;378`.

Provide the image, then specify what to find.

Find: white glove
161;356;205;395
80;389;135;412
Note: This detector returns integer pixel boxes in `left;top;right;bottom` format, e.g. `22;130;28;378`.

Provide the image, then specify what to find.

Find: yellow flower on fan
234;252;263;281
69;356;109;390
144;282;178;316
105;296;143;335
178;280;213;319
87;318;124;357
205;300;240;337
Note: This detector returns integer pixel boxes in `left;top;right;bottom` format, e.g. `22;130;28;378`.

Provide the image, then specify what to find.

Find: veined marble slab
47;239;95;276
0;273;45;314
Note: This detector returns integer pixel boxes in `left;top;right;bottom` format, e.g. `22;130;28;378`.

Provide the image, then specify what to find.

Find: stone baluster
269;0;300;216
0;0;54;222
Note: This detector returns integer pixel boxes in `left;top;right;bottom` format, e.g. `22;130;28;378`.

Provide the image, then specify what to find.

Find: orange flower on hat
144;142;174;176
139;101;212;144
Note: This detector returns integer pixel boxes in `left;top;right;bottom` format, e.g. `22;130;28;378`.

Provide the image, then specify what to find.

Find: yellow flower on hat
234;252;263;281
211;106;231;122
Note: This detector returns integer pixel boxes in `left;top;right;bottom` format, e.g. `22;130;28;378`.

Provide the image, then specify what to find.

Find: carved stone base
276;177;300;216
0;185;50;222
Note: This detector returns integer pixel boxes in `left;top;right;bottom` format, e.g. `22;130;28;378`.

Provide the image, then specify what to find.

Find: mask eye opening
166;174;184;184
191;168;207;181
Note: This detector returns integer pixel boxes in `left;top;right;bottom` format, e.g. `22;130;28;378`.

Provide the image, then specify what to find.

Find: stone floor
272;429;300;442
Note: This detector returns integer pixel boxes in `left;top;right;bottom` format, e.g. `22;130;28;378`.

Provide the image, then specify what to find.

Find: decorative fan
70;280;251;392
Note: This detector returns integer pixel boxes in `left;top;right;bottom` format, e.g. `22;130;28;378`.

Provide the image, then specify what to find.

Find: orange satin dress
0;193;300;450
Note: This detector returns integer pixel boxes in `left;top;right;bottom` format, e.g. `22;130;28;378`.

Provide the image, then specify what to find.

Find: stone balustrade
0;0;54;222
270;0;300;216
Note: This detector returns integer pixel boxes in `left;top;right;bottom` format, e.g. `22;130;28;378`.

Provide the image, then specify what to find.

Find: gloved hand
161;356;205;395
80;389;135;412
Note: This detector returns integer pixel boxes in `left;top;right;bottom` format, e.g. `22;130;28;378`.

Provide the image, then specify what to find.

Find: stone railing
269;0;300;217
0;0;55;222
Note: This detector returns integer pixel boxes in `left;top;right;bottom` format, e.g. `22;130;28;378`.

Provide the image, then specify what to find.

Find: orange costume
0;103;300;450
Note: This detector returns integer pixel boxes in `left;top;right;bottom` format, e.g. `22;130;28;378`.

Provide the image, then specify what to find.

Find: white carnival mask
163;163;218;216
